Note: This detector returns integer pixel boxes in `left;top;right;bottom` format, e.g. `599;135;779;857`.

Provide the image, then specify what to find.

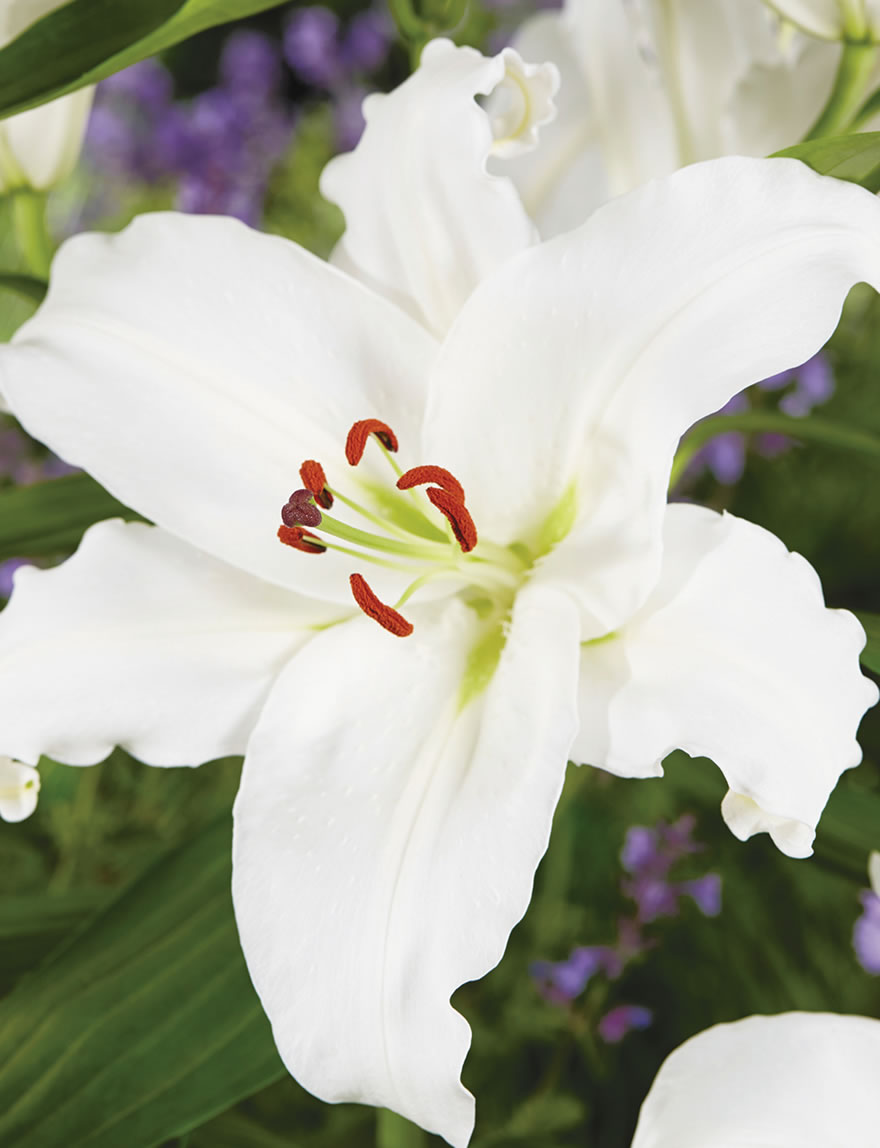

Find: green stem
12;192;52;278
670;410;880;489
805;41;877;140
376;1109;427;1148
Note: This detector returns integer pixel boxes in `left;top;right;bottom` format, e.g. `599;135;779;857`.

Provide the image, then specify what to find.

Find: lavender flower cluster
688;353;834;486
854;878;880;975
0;426;75;597
85;8;392;227
284;5;393;150
531;815;721;1043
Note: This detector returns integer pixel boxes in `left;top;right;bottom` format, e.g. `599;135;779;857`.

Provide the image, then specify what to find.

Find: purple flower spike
854;890;880;975
284;7;341;88
598;1004;653;1044
530;945;613;1005
779;352;835;417
101;59;173;109
0;558;29;598
340;10;392;73
621;825;660;874
702;430;747;485
334;85;369;151
220;30;282;99
681;873;723;918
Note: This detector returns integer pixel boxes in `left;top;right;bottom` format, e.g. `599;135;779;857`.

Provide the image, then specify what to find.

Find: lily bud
0;0;94;193
767;0;880;41
0;756;40;822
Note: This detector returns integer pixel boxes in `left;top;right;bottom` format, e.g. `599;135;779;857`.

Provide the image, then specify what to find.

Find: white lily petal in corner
631;1013;880;1148
0;520;333;767
0;757;40;823
233;584;580;1147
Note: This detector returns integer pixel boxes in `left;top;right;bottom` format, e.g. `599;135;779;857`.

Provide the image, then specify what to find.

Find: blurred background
1;3;880;1146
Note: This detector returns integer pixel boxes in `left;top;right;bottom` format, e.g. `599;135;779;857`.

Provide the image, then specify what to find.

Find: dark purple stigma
281;489;323;529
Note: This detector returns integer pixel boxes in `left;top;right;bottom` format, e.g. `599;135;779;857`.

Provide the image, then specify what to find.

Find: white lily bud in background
0;0;94;193
0;756;39;822
767;0;880;41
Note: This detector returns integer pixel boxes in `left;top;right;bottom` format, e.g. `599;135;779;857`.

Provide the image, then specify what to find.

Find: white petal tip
489;50;559;159
868;851;880;895
721;790;815;858
0;757;40;822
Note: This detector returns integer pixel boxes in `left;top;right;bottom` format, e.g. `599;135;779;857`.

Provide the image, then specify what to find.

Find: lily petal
572;504;877;857
501;9;609;237
0;520;330;767
766;0;867;40
232;583;580;1145
631;1013;880;1148
0;758;40;823
321;39;540;337
426;157;880;634
727;37;838;157
0;213;438;604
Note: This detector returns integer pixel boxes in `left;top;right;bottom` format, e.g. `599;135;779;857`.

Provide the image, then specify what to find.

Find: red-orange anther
396;465;464;503
299;459;334;509
427;487;478;552
349;573;413;637
345;419;399;466
277;524;326;554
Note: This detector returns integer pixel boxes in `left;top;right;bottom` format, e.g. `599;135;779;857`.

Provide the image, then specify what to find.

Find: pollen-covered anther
299;459;333;509
345;419;399;466
281;489;323;529
349;573;413;637
426;487;478;553
396;465;465;503
277;525;326;554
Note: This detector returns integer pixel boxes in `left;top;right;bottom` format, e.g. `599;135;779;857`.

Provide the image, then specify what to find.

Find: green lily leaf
0;817;285;1148
0;0;291;120
0;474;139;564
773;131;880;193
0;273;47;305
857;611;880;675
0;890;105;996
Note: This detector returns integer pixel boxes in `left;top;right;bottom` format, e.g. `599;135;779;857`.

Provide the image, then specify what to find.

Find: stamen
350;573;414;637
277;525;326;554
300;460;334;509
345;419;399;466
427;487;478;553
396;465;465;503
281;489;323;529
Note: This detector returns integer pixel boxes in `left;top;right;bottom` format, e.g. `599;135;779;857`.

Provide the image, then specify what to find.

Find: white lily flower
632;1013;880;1147
0;0;94;193
0;755;39;822
0;149;876;1142
767;0;880;40
502;0;841;236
